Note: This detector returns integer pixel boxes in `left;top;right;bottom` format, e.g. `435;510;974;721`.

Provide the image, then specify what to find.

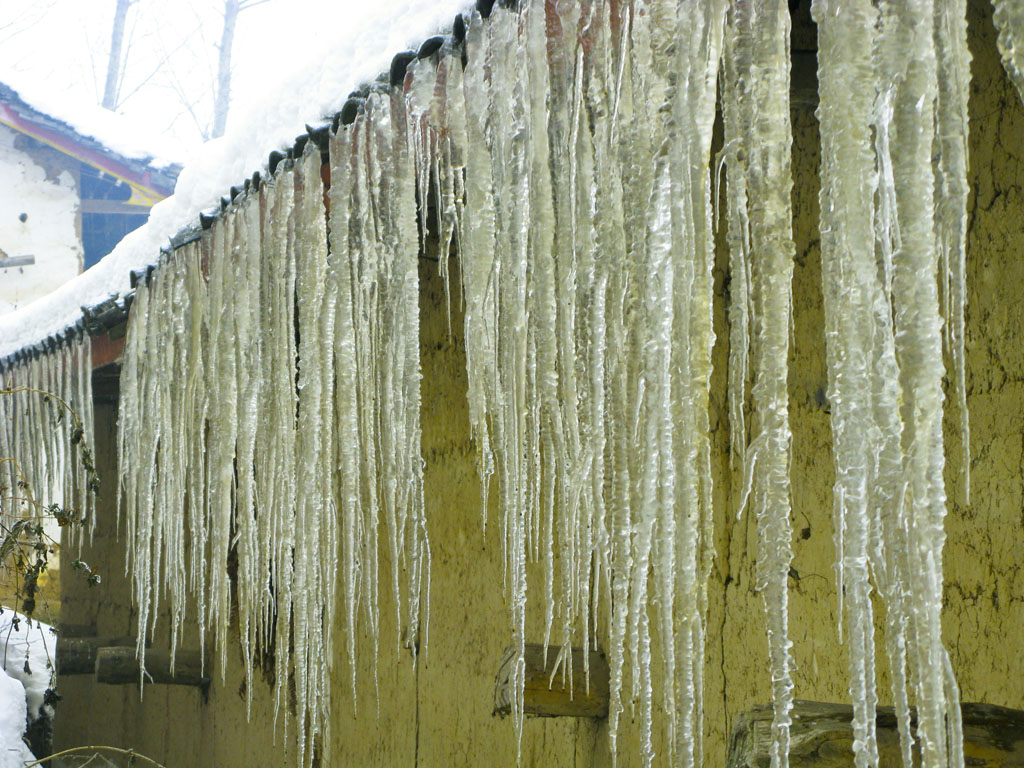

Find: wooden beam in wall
727;701;1024;768
95;647;208;688
493;643;609;719
79;199;153;216
57;637;136;675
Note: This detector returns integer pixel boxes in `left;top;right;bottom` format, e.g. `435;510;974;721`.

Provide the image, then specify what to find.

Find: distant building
0;82;179;314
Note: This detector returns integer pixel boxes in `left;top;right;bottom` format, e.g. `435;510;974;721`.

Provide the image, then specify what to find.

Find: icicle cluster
118;142;428;766
111;0;981;766
720;3;797;767
993;0;1024;103
407;1;725;763
329;90;431;687
0;337;96;553
813;1;970;767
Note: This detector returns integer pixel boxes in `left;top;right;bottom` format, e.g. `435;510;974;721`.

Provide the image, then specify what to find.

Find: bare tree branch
115;21;204;109
0;2;57;47
162;66;212;141
113;0;143;109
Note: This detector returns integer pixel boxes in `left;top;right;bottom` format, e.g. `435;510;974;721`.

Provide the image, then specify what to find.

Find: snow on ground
0;610;56;724
0;0;471;362
0;670;35;767
0;609;55;765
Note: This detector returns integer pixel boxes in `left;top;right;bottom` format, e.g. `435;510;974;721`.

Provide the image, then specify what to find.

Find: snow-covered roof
0;77;182;194
0;0;473;364
0;67;187;169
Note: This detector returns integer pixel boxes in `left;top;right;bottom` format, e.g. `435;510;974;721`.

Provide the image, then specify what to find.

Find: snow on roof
0;70;186;172
0;0;472;363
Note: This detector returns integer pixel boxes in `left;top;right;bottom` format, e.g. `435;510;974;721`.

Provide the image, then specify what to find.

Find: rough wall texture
54;3;1024;766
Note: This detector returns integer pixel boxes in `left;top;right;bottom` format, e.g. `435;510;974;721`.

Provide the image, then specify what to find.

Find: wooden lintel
727;700;1024;768
55;622;97;638
57;637;138;675
95;647;208;688
79;198;153;216
493;643;609;719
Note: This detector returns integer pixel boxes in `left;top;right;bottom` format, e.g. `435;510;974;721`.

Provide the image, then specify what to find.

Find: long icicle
723;3;797;767
992;0;1024;103
813;2;883;764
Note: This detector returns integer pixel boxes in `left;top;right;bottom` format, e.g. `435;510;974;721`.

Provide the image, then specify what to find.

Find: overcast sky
0;0;440;158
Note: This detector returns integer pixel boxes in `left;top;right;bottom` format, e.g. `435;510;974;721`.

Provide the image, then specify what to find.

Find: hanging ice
438;0;724;764
118;130;429;766
813;2;887;765
814;0;970;766
0;335;96;597
92;0;984;766
722;3;797;767
993;0;1024;103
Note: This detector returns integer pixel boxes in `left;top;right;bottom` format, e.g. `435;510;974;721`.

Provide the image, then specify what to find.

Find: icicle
813;1;970;766
329;123;363;698
813;2;883;765
319;79;431;721
933;0;972;504
234;189;263;715
993;0;1024;103
447;1;725;764
875;1;966;766
206;209;238;681
0;333;94;608
722;3;796;768
460;10;498;533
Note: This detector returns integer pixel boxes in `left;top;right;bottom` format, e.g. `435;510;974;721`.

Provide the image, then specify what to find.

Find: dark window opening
79;163;150;270
79;164;132;201
82;212;148;269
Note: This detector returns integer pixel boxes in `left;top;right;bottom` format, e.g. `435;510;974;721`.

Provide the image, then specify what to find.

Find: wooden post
727;700;1024;768
95;647;208;688
493;643;609;719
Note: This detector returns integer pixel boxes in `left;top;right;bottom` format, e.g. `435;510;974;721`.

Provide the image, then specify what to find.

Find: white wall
0;125;81;316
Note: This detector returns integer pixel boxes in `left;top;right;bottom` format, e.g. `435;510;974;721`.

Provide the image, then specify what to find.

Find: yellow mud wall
54;3;1023;766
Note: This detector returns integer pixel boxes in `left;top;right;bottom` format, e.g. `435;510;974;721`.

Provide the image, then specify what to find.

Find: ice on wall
813;2;885;765
35;2;981;768
421;0;725;763
0;335;96;569
118;139;428;765
438;0;971;766
814;0;970;766
721;2;797;767
993;0;1024;103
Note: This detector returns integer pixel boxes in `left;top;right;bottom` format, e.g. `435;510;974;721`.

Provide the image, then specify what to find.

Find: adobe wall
53;3;1024;766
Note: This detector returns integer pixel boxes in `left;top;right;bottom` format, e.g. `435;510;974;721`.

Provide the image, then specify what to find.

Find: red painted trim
91;333;124;370
0;102;173;202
